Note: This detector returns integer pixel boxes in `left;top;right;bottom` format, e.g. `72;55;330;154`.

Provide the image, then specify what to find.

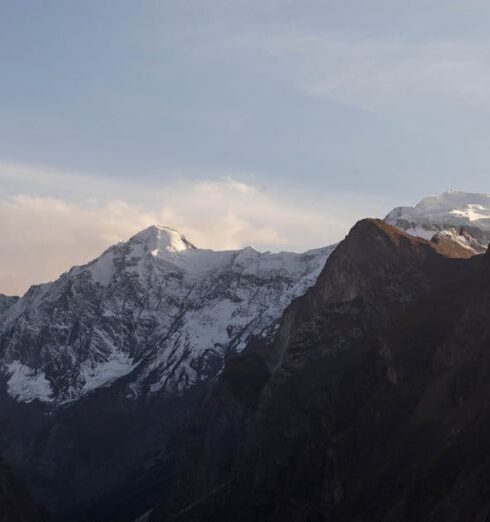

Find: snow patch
5;361;53;403
81;348;136;392
130;225;195;254
88;250;115;285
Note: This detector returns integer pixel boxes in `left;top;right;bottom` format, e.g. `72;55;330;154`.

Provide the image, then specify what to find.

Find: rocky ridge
151;219;485;522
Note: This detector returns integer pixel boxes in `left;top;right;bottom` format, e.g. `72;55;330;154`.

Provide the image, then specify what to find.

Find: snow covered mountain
385;190;490;253
0;225;332;405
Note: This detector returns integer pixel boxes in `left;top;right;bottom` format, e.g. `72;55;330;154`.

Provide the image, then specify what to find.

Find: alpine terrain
1;190;490;521
0;225;331;404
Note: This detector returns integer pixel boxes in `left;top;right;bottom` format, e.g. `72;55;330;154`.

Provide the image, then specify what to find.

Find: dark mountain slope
0;457;48;522
152;219;486;522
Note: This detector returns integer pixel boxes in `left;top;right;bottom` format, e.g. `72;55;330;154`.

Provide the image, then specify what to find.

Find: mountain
0;225;332;518
3;191;489;407
0;225;331;405
150;219;485;521
385;190;490;253
1;190;490;520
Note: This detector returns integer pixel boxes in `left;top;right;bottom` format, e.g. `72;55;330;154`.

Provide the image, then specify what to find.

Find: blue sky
2;1;490;293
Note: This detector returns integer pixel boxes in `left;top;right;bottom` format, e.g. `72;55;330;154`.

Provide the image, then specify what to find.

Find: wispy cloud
221;31;490;114
296;39;490;112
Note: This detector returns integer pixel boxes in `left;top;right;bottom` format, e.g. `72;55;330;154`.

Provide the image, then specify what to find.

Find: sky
2;0;490;294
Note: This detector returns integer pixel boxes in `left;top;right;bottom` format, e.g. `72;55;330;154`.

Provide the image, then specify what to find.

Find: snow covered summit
129;225;196;254
385;190;490;253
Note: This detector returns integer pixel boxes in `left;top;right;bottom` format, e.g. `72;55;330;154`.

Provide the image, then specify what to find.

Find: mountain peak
384;191;490;256
128;225;196;254
385;191;490;232
415;190;490;213
336;218;474;266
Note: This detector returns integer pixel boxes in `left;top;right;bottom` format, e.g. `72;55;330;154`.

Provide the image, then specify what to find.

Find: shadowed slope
0;457;49;522
151;219;483;521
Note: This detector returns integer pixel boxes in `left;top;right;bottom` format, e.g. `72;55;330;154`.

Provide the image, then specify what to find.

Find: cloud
0;195;156;296
297;39;490;113
0;168;389;295
162;177;346;250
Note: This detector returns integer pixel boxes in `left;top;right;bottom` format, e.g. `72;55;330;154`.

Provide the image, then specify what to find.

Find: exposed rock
152;219;487;522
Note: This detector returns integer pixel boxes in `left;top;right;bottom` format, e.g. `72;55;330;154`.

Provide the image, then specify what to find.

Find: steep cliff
153;219;486;522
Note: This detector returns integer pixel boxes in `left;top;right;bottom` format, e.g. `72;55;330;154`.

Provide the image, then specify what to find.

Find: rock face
151;219;489;522
385;190;490;253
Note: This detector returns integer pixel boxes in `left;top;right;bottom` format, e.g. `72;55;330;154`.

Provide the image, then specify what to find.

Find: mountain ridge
0;225;331;405
150;217;485;522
